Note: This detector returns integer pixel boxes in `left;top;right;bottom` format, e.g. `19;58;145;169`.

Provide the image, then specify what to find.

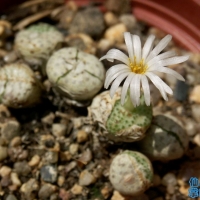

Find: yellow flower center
129;57;148;74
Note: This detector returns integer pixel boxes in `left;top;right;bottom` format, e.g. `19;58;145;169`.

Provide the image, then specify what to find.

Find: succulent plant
46;47;105;104
109;150;153;196
15;23;64;65
88;88;152;142
137;114;189;161
0;62;42;108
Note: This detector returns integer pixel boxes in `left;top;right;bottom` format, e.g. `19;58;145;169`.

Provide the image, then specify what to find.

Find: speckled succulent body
0;62;42;108
88;88;152;142
15;23;64;65
46;47;105;102
109;150;153;196
137;114;189;161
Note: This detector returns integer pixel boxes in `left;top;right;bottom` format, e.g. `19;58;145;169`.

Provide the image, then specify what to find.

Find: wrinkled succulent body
88;88;152;142
137;114;189;161
46;47;105;102
109;150;153;196
0;62;42;108
15;23;64;65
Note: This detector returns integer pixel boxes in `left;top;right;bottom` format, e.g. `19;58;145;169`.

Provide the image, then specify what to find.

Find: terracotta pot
65;0;200;53
132;0;200;53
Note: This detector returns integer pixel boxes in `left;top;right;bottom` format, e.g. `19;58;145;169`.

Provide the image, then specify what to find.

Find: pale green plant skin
109;150;153;196
46;47;105;101
0;62;42;108
15;23;64;65
88;88;152;142
106;94;152;134
137;114;189;161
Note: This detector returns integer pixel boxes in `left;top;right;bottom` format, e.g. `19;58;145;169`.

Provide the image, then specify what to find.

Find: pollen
129;57;148;74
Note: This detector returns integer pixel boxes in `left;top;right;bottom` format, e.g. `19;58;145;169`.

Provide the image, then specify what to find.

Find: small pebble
38;183;56;199
71;184;83;195
40;165;58;183
6;194;18;200
69;143;79;155
57;175;65;187
65;161;77;174
4;51;17;63
9;136;21;147
79;170;95;186
1;175;11;187
189;85;200;103
50;193;59;200
28;155;40;167
191;104;200;123
184;118;197;136
65;33;96;54
111;191;125;200
162;173;177;186
43;151;58;164
97;38;112;52
0;166;12;177
52;123;67;137
167;184;175;194
14;161;31;176
78;148;92;165
104;12;119;27
174;80;189;101
10;172;21;186
59;188;71;200
104;23;127;44
0;146;8;161
77;130;88;143
20;178;39;197
60;151;72;162
41;112;55;125
193;133;200;146
1;120;20;142
69;7;105;37
101;184;112;199
119;14;136;31
105;0;130;14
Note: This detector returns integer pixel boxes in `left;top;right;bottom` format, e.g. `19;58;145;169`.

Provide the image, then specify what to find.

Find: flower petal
134;74;141;106
105;68;130;88
159;55;189;66
157;67;185;81
130;80;137;106
133;35;141;63
146;35;172;62
124;32;134;62
106;64;129;78
99;49;129;65
130;74;141;106
147;51;176;67
142;35;155;61
109;72;130;98
121;73;135;105
141;75;150;106
145;72;168;100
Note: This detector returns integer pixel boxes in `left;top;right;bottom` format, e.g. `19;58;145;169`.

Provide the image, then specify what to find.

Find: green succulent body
137;114;189;161
89;88;152;142
109;150;153;196
15;23;64;65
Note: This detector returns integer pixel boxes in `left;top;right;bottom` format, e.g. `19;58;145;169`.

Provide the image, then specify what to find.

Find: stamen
129;57;148;74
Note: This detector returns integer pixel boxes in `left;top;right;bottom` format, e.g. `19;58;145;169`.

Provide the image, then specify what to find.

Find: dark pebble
40;165;58;183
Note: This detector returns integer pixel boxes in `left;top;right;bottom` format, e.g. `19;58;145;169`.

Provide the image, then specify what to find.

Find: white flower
100;32;189;106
